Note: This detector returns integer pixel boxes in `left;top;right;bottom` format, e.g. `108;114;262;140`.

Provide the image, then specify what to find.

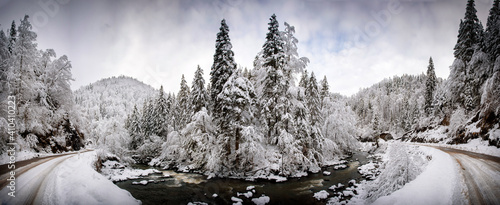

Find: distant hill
74;76;156;152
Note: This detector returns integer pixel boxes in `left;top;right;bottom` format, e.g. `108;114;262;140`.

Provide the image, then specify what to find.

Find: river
116;152;369;204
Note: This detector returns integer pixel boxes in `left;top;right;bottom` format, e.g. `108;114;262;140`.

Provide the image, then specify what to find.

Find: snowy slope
74;76;156;154
372;146;465;205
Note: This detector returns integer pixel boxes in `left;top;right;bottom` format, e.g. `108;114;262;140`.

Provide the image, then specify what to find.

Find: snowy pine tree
306;72;321;126
484;0;500;61
176;74;191;131
125;105;143;150
425;57;437;115
320;75;330;109
299;69;309;88
217;70;258;173
141;98;154;138
190;65;208;113
210;19;236;118
152;86;168;138
8;21;16;55
259;14;288;144
454;0;483;64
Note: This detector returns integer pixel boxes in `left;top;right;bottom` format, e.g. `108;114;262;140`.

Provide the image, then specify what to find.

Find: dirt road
432;146;500;205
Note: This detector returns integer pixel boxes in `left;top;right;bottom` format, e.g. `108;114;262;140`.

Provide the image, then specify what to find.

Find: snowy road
431;146;500;205
0;152;84;204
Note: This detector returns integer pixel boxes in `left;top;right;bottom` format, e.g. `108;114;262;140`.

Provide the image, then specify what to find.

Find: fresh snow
251;195;270;205
132;180;148;185
371;145;464;205
313;190;330;200
0;151;140;204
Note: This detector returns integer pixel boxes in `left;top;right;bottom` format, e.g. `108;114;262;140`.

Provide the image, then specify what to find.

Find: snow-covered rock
251;195;270;205
313;190;330;200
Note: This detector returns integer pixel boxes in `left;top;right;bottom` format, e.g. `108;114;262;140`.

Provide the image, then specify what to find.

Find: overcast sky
0;0;495;96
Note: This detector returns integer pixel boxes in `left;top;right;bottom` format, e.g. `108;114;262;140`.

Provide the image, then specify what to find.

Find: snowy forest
1;0;500;181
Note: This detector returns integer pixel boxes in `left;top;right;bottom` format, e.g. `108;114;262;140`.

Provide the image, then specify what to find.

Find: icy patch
313;190;330;200
251;195;270;205
323;171;331;176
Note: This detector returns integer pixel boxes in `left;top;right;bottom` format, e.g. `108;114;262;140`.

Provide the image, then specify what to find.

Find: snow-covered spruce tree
166;92;176;131
190;65;208;114
258;14;289;145
454;0;483;64
425;57;437;115
319;76;329;108
8;20;16;55
216;70;262;175
483;0;500;61
181;107;215;171
306;72;321;126
0;30;8;59
125;105;142;150
299;69;309;88
141;98;154;138
0;30;8;100
210;19;236;118
176;74;191;131
152;86;168;138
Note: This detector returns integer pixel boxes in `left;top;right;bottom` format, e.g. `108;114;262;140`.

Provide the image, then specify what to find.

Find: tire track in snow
432;146;500;205
0;153;79;204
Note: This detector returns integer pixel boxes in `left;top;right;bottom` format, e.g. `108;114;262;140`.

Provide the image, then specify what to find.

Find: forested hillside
0;15;83;154
74;76;156;158
350;0;500;147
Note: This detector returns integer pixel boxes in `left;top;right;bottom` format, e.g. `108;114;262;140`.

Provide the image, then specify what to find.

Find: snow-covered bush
363;142;427;203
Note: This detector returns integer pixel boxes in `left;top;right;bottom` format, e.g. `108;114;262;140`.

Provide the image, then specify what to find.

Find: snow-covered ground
417;138;500;157
0;151;140;205
370;146;465;205
343;141;466;204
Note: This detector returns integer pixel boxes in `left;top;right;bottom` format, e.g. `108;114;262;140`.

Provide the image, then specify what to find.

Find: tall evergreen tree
126;105;143;149
190;65;208;113
141;98;154;138
425;57;437;115
454;0;483;64
484;0;500;61
259;14;288;144
210;19;236;118
320;76;330;105
306;72;321;126
153;85;168;137
176;74;191;130
299;69;309;88
217;71;256;172
8;20;16;55
0;30;8;59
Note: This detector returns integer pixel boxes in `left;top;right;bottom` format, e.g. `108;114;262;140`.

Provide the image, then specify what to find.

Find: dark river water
116;152;369;205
